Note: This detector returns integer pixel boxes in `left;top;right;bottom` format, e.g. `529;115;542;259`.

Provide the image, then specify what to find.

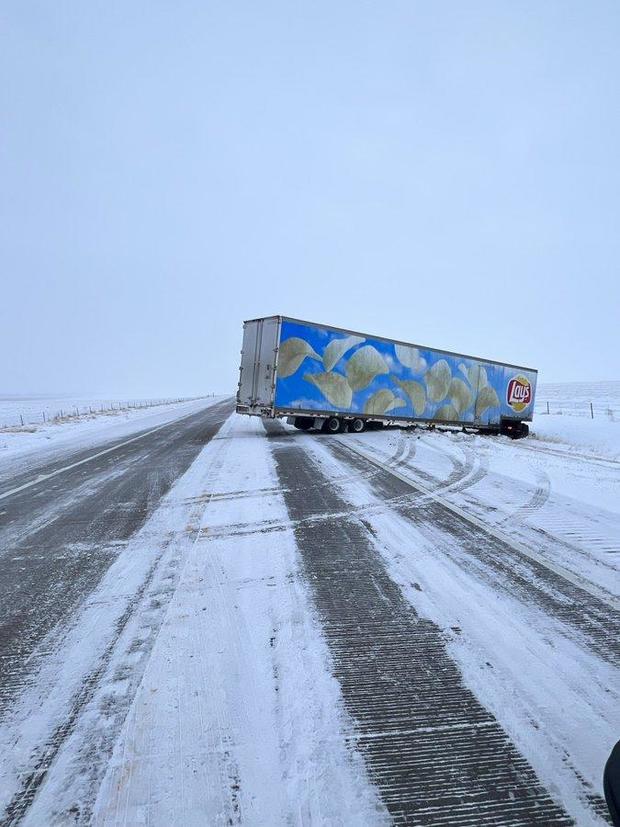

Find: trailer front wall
274;319;536;425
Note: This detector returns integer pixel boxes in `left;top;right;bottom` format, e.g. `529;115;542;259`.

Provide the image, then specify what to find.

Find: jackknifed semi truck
236;316;537;438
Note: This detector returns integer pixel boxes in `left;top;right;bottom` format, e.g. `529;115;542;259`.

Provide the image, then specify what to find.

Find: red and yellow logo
507;375;532;412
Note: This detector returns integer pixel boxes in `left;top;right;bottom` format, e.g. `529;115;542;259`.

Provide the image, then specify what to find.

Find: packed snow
305;426;618;825
532;414;620;461
1;414;387;826
1;381;618;825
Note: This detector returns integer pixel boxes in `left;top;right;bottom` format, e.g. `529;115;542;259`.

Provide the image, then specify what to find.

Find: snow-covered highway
0;407;618;825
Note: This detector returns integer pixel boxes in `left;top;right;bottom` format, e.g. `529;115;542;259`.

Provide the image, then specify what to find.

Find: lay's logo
507;376;532;413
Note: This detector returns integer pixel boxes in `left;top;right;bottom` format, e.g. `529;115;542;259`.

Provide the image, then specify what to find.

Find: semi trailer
236;316;537;438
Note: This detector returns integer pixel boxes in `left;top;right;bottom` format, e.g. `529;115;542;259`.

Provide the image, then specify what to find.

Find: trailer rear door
237;317;280;410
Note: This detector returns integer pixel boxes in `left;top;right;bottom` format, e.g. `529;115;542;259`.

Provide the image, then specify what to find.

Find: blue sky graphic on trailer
274;320;536;424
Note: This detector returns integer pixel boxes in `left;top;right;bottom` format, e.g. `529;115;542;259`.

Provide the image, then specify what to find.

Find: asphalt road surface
0;408;615;826
0;399;233;712
265;419;574;826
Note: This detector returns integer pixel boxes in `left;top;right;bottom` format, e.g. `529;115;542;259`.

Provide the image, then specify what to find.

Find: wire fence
0;396;213;430
535;400;619;421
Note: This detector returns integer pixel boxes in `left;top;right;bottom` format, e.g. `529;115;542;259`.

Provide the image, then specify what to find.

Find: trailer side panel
273;318;536;426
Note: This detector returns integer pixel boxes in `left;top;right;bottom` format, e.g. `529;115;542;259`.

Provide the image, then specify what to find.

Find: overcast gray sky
1;1;619;396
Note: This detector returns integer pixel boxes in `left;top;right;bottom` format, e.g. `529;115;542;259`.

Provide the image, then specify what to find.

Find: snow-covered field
0;382;618;825
538;379;620;406
530;382;620;460
532;415;620;461
0;394;209;428
536;380;620;420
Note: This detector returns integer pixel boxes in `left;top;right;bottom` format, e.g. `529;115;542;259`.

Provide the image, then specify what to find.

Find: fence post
590;402;594;419
20;414;24;426
546;401;549;415
43;411;46;423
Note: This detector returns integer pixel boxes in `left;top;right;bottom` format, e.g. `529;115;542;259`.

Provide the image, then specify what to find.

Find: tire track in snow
350;430;489;498
0;400;234;715
500;469;551;524
304;432;614;824
399;431;618;596
88;414;387;827
332;441;620;666
512;440;620;469
0;403;233;826
266;420;571;826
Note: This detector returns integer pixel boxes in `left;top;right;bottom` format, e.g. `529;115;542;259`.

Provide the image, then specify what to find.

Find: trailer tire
322;416;341;434
349;418;365;433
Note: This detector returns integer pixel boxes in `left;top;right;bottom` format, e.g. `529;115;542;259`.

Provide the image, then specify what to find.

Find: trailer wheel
322;416;341;434
349;418;365;433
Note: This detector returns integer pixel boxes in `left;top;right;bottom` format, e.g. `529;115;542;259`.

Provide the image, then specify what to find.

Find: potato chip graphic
449;377;473;415
475;385;500;418
278;337;320;378
434;404;459;422
345;345;389;391
468;364;488;392
364;389;407;415
304;372;353;408
323;335;365;372
425;360;451;402
395;344;426;374
394;378;426;416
